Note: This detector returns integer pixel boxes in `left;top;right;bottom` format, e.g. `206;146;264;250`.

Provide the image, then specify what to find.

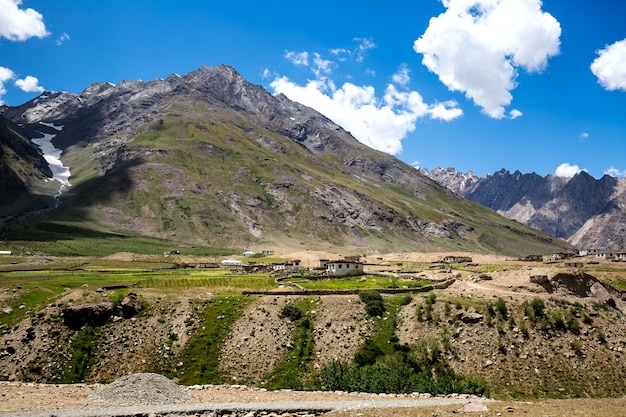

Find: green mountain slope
1;66;572;256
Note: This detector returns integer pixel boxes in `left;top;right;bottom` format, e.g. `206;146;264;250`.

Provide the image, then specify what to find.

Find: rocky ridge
424;167;626;251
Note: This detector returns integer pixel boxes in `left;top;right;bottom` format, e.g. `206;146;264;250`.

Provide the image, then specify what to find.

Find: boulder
459;312;483;324
590;282;616;308
63;301;114;328
121;293;143;318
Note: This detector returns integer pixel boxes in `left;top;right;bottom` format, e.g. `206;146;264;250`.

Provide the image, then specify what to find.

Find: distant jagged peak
422;166;480;194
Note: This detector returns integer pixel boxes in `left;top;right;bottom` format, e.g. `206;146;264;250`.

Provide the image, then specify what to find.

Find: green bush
399;294;413;306
549;310;566;331
565;309;581;334
530;298;546;318
495;297;508;320
354;338;384;366
279;303;303;321
519;320;529;338
359;290;385;317
570;339;583;354
318;340;489;396
60;325;100;383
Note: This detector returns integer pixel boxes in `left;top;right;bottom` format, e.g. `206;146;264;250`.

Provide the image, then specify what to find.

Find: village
161;248;626;279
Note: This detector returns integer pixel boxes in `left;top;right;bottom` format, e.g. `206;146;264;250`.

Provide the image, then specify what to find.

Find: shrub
530;298;546;318
519;320;529;338
279;303;303;321
359;290;385;317
416;304;424;321
507;314;516;330
495;297;508;320
570;339;583;354
318;350;488;396
399;294;413;306
425;292;437;306
565;310;581;334
549;310;566;331
354;338;384;366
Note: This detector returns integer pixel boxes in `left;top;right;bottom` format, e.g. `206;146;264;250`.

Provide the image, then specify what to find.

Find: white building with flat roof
326;260;363;277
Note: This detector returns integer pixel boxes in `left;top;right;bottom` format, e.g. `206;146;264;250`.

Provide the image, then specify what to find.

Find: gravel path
0;375;493;417
1;397;492;417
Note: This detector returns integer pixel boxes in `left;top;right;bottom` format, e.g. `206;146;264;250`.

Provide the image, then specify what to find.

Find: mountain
0;114;53;218
424;167;626;251
0;65;572;255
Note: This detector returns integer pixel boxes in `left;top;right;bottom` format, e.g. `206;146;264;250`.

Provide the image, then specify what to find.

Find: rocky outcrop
62;301;114;329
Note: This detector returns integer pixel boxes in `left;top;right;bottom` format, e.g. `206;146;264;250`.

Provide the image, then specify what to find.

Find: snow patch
30;126;71;197
39;121;63;131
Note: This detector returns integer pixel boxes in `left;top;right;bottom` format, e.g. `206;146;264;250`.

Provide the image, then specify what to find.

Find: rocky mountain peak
425;166;626;251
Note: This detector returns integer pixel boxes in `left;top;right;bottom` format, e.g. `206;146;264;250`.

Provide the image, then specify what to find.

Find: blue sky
2;0;626;179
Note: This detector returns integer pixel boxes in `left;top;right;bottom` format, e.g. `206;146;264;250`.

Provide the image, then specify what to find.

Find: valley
0;65;624;416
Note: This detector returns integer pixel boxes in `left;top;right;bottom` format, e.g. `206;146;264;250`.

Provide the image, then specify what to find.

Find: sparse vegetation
161;294;253;384
263;298;317;390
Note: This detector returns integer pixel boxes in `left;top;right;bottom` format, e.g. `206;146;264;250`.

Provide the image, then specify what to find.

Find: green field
291;275;433;290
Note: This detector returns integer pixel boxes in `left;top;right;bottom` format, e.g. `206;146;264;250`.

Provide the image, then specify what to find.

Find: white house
326;260;364;277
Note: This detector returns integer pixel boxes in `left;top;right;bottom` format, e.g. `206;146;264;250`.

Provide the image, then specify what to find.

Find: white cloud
590;38;626;91
271;75;462;155
329;48;350;62
604;166;626;178
0;66;16;104
0;0;48;41
15;75;43;93
428;100;464;121
353;37;376;63
284;51;333;78
392;64;411;87
579;131;589;140
56;32;70;46
311;53;333;77
364;68;376;77
414;0;561;118
285;51;309;66
555;163;585;177
509;109;523;119
272;41;464;155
